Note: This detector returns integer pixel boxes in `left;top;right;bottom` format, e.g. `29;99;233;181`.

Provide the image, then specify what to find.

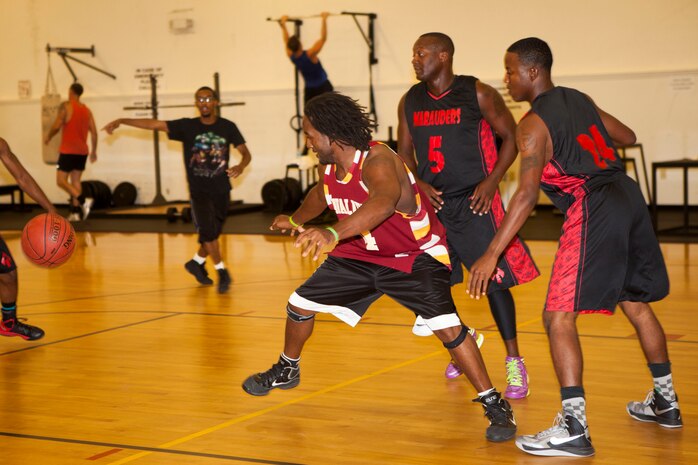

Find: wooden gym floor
0;231;695;464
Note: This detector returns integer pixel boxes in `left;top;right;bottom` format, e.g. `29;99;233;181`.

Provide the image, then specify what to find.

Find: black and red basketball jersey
529;86;625;213
323;144;450;273
403;75;498;196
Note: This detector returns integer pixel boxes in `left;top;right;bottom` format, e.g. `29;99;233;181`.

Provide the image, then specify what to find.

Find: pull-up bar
46;44;116;82
340;12;378;126
267;11;379;151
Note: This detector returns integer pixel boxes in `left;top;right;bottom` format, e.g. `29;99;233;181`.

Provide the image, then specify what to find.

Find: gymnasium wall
0;0;696;206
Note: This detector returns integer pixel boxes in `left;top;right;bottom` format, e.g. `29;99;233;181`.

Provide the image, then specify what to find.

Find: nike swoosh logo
549;434;585;446
655;407;676;415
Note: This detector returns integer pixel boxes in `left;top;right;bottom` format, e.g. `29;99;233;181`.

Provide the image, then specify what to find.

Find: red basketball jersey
324;144;450;273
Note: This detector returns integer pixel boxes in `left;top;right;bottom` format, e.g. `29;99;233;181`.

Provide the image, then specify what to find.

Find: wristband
326;226;339;242
288;216;301;228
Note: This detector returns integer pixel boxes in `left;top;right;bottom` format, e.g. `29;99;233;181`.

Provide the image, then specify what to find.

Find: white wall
1;0;697;205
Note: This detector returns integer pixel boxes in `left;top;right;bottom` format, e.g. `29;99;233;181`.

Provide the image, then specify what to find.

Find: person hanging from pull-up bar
279;12;334;105
279;12;334;154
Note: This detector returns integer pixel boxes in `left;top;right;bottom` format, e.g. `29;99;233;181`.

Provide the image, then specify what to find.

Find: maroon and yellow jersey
324;143;450;273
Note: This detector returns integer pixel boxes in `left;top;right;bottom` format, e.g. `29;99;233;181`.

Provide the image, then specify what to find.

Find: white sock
193;253;206;265
214;261;225;270
281;352;300;364
478;387;496;398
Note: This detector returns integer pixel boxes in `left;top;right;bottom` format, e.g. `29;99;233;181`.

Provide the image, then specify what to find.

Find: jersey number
362;231;379;251
428;136;445;173
576;124;616;169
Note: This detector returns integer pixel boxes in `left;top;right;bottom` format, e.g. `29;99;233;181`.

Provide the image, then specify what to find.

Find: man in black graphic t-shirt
103;86;252;293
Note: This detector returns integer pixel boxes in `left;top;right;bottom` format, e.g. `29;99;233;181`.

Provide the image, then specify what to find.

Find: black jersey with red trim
529;86;625;213
404;75;498;196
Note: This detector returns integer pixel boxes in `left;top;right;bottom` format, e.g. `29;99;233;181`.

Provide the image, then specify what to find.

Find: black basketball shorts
190;191;230;243
546;175;669;314
288;254;462;331
57;154;88;172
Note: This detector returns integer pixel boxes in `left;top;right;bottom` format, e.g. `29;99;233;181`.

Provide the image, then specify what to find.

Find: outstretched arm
306;12;329;59
470;80;518;215
102;118;168;135
0;138;55;213
467;114;549;298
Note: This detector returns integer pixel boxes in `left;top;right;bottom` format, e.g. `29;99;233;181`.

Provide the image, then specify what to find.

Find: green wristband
288;216;301;228
326;226;339;242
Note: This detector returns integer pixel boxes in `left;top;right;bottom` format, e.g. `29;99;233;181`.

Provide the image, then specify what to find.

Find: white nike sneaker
515;411;595;457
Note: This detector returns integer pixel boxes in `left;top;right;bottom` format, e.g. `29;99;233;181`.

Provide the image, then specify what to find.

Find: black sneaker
627;389;682;428
184;260;213;285
473;391;517;442
515;412;595;457
217;268;232;294
0;318;45;341
242;355;300;396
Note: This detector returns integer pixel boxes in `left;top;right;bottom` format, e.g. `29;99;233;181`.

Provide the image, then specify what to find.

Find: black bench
0;185;25;209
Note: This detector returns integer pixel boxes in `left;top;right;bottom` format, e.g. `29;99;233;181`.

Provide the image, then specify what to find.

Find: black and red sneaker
0;318;45;341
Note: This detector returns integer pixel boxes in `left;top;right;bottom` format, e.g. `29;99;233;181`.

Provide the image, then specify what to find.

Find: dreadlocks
304;92;374;151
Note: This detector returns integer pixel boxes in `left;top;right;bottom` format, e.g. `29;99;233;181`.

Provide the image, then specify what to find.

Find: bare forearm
484;187;537;258
290;186;330;225
119;119;167;131
332;196;394;241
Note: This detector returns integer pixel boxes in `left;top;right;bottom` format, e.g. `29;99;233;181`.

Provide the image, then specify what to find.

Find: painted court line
106;350;443;464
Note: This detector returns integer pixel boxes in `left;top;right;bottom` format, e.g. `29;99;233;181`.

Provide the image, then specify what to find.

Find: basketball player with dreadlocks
241;92;517;443
398;32;539;398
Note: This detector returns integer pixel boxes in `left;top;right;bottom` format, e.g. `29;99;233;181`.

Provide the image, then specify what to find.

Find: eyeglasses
196;96;214;103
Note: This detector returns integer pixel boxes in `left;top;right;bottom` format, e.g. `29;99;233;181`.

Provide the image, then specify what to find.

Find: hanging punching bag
41;63;62;165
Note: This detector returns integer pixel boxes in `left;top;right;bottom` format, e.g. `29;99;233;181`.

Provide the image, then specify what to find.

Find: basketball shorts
57;154;88;172
546;175;669;314
289;254;462;331
438;189;539;292
0;237;17;273
190;191;230;243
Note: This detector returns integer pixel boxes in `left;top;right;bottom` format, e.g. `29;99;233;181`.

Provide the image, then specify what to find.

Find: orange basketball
21;213;76;268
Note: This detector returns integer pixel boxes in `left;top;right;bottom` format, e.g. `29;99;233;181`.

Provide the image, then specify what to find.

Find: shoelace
505;359;523;386
533;411;568;439
477;398;509;425
258;362;285;387
641;389;656;406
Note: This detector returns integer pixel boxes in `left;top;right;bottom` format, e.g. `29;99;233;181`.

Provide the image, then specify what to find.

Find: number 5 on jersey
428;135;444;173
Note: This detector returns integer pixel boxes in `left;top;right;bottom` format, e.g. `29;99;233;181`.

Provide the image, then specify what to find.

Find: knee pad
286;305;315;323
442;325;470;349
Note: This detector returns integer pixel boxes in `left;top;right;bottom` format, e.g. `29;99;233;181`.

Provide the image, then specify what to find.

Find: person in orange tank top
45;83;97;221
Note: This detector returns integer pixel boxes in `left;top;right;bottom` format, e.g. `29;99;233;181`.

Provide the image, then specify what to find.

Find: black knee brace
286;305;315;323
442;325;470;349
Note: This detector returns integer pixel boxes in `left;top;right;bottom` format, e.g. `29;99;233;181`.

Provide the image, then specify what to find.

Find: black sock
2;302;17;321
